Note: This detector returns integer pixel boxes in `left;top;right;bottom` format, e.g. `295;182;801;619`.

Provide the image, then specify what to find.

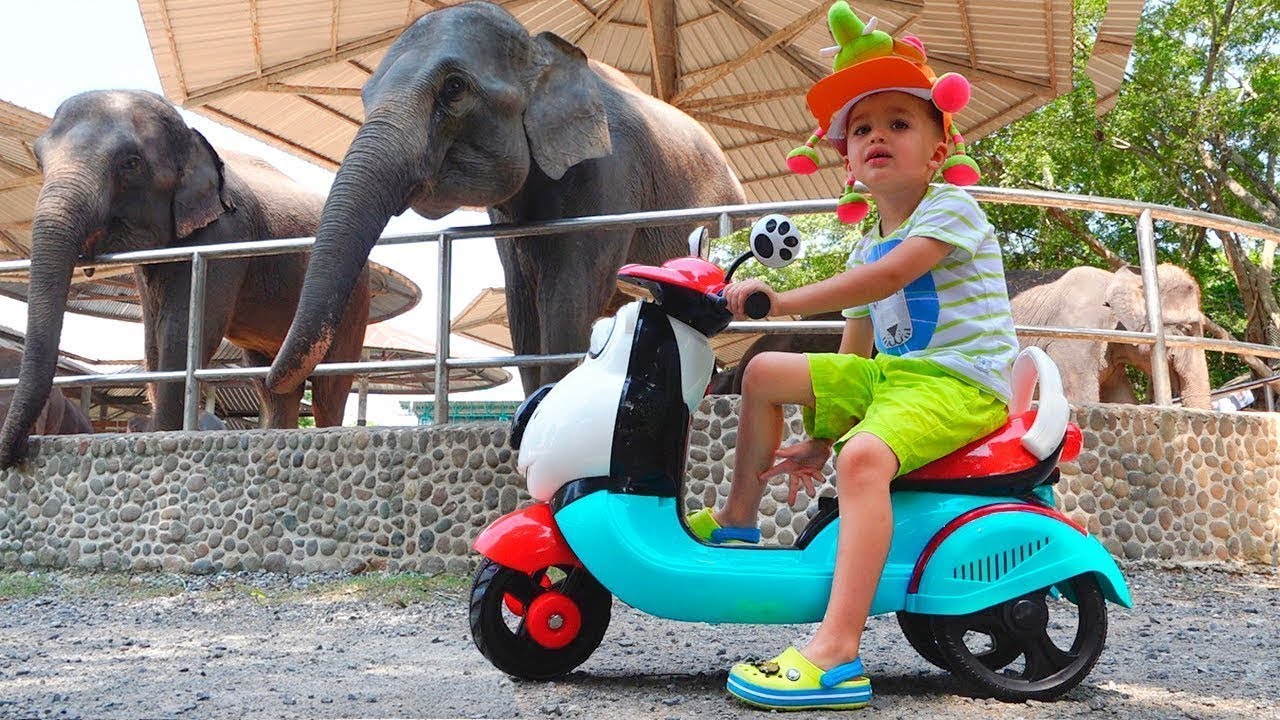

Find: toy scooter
470;215;1132;701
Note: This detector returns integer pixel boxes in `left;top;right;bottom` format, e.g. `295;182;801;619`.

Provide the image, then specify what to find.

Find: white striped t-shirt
844;184;1018;402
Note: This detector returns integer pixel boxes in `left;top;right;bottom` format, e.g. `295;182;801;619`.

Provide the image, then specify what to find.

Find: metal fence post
1136;210;1173;405
184;252;208;430
434;233;452;425
357;375;369;427
711;210;732;257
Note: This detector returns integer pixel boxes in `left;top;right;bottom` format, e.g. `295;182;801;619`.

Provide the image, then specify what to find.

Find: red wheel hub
504;574;553;616
524;591;582;650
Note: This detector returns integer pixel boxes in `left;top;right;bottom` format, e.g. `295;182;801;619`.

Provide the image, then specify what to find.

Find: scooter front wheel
929;573;1107;702
469;558;612;680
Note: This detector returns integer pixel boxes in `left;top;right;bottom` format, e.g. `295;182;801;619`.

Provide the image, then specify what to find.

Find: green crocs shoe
727;646;872;711
686;508;761;544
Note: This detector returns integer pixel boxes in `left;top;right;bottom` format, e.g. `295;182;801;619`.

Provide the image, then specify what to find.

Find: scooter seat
894;411;1082;495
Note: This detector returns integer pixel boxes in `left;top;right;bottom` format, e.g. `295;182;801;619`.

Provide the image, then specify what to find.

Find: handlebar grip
743;291;771;319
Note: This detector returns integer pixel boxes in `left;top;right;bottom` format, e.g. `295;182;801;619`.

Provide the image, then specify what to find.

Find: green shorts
803;353;1008;476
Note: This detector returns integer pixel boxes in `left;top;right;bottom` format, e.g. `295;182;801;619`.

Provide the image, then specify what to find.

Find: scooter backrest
1010;347;1070;461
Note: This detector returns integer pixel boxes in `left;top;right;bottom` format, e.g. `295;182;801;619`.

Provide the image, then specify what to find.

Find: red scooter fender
472;503;582;574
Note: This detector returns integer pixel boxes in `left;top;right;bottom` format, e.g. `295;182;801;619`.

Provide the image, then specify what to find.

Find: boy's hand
760;439;833;505
723;278;781;318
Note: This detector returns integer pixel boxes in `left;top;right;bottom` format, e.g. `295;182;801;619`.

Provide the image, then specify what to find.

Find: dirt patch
2;562;1278;719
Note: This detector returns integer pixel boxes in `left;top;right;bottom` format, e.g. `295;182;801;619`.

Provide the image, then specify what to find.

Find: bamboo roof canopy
0;100;45;264
0;99;421;325
138;0;1144;203
1085;0;1144;116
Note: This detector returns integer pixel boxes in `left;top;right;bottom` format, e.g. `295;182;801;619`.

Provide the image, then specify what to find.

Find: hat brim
807;56;935;135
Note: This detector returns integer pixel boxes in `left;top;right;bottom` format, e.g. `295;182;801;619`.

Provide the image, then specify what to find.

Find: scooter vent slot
952;536;1051;583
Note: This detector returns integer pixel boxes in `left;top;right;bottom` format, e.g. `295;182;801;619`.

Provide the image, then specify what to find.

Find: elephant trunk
267;111;424;393
1172;346;1212;410
0;173;107;467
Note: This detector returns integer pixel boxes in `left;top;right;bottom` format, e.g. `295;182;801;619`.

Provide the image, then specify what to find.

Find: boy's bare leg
803;432;898;668
716;352;815;528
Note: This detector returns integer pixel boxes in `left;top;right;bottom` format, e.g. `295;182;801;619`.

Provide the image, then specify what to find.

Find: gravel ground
1;561;1277;720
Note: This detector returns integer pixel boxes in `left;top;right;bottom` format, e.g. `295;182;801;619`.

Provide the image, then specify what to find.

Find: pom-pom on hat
788;2;981;223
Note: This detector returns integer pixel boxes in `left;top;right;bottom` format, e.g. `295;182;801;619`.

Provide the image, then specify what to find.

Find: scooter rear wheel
470;558;612;680
896;612;950;670
929;573;1108;702
898;611;1024;672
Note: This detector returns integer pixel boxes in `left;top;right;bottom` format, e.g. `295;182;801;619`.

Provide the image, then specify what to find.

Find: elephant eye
120;155;144;176
440;75;468;104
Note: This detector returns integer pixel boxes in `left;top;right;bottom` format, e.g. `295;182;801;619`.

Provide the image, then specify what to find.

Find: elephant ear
173;128;233;240
1104;266;1147;331
525;32;612;181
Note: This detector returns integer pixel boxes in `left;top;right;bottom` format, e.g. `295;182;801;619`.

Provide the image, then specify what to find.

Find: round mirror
749;214;803;268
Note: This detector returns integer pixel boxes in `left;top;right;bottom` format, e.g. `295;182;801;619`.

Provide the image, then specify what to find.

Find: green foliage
297;389;316;428
709;212;864;293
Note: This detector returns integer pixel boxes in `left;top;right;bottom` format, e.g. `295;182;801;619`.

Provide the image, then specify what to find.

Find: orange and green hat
785;2;981;223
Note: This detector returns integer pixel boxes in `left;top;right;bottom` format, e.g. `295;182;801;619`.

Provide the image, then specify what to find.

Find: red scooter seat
897;348;1080;495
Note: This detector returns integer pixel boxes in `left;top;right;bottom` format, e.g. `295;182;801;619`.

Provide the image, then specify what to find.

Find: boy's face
844;92;949;195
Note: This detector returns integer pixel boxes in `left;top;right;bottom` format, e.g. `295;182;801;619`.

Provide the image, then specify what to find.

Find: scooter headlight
588;315;616;358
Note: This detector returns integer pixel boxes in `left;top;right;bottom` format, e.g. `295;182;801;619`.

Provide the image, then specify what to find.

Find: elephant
0;389;93;437
265;1;745;398
1010;264;1211;409
0;90;371;468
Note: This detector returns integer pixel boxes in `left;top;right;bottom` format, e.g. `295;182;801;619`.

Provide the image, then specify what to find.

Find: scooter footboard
905;505;1133;615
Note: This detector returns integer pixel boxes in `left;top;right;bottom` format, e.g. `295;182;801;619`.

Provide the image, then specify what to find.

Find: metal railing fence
1;186;1278;427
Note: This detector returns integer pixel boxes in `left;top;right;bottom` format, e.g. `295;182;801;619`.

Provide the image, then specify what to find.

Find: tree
972;0;1279;390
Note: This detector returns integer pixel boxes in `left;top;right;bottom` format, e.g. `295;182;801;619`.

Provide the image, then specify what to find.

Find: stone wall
2;402;1276;574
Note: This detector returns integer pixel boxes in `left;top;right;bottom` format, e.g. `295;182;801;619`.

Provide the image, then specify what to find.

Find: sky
0;0;524;424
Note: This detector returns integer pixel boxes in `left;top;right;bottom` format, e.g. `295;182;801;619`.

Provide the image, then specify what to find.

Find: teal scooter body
553;489;1130;625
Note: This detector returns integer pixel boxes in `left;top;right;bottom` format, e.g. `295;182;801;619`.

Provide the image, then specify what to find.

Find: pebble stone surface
0;562;1277;719
2;401;1277;573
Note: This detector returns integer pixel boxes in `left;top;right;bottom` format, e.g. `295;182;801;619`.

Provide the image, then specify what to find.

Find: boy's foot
686;508;761;544
726;646;872;711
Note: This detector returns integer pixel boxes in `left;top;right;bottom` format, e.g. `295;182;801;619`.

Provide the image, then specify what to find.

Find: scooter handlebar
709;289;772;320
744;291;771;319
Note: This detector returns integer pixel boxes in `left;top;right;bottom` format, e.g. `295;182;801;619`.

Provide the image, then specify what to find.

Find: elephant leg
496;237;543;394
310;270;369;427
136;268;163;418
1099;364;1139;404
44;393;69;435
533;231;632;386
34;397;54;436
246;349;304;428
141;260;246;430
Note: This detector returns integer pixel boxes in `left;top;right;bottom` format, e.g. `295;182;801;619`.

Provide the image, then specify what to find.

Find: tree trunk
1214;229;1280;350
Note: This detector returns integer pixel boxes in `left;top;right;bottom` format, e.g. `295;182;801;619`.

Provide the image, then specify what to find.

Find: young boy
688;2;1019;711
